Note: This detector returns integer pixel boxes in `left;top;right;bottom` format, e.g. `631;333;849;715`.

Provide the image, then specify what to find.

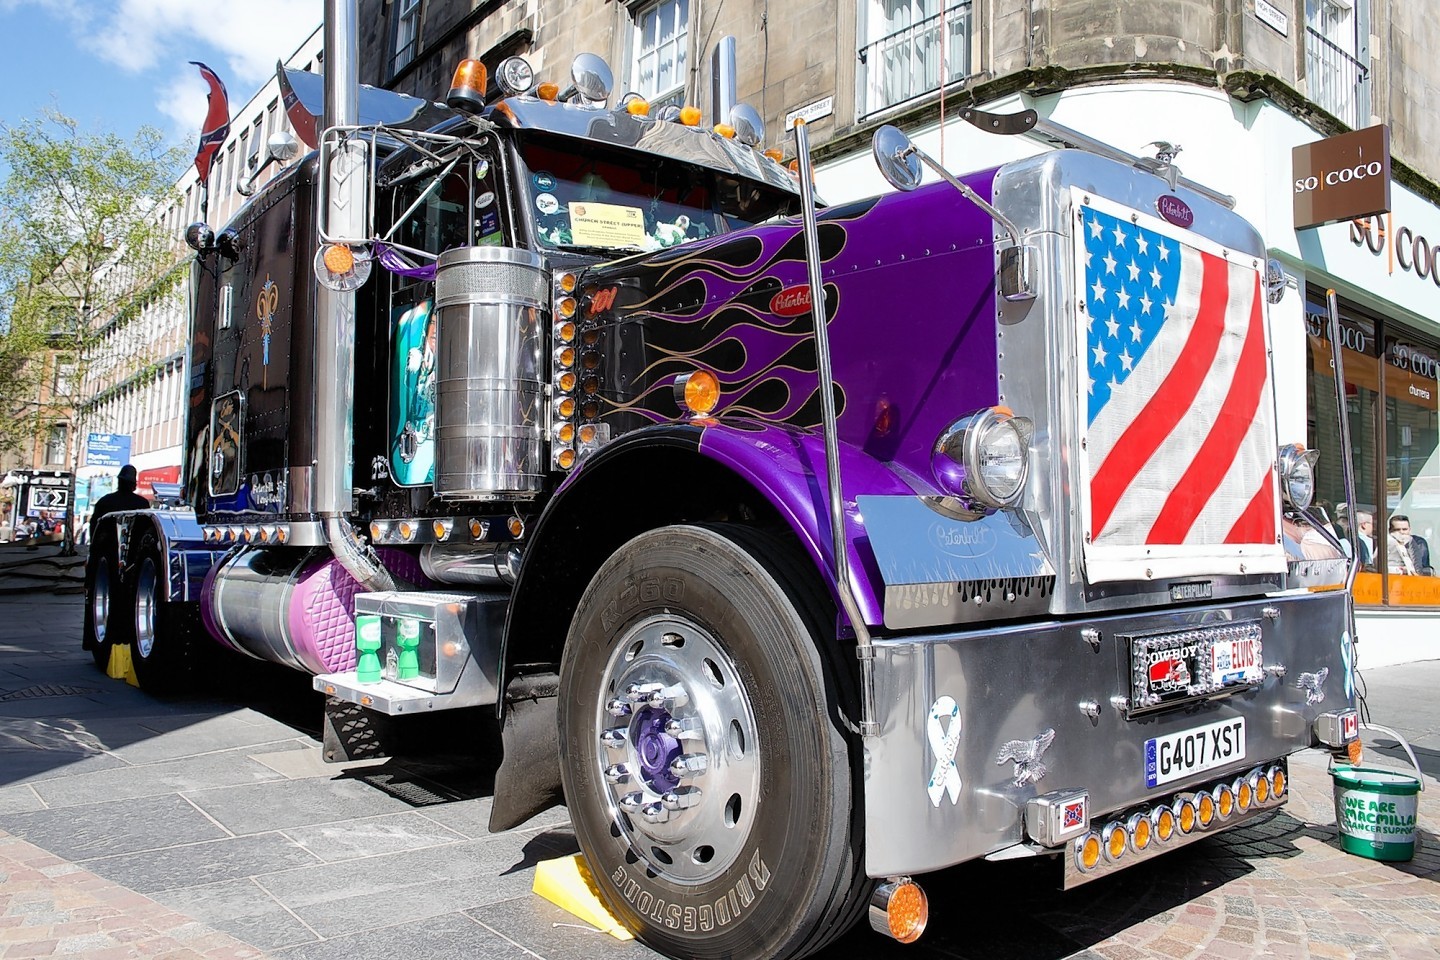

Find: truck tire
84;531;124;671
127;531;198;694
558;524;870;960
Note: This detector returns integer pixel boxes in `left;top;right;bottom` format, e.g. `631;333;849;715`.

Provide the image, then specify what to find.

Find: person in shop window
1388;514;1433;576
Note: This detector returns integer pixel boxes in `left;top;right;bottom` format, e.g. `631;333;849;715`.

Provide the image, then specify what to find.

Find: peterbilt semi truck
83;9;1359;958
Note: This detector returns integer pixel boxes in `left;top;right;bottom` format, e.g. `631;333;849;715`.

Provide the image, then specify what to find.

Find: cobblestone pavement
0;572;1436;959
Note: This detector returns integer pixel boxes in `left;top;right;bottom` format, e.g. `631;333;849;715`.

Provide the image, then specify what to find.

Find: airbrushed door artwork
390;299;437;486
1075;192;1284;583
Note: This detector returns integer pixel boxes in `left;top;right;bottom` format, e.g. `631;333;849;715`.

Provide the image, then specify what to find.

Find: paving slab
183;774;423;837
154;878;322;952
279;811;469;863
82;831;323;894
0;792;232;860
272;910;533;960
27;742;305;808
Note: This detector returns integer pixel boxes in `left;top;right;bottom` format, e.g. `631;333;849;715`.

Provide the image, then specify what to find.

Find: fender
104;508;223;603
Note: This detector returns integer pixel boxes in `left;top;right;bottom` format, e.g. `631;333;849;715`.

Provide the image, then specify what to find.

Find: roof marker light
447;59;489;113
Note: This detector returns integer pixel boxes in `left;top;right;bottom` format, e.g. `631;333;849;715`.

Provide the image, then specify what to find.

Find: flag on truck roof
1076;194;1284;582
190;61;230;186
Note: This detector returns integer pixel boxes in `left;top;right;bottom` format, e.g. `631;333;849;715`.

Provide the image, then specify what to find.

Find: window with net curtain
857;0;971;118
630;0;690;110
392;0;422;75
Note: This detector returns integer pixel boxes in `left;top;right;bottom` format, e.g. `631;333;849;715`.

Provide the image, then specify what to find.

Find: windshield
519;136;797;255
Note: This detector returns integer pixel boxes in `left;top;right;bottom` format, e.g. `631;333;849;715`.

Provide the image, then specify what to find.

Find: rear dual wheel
125;531;199;693
558;524;870;960
84;528;123;670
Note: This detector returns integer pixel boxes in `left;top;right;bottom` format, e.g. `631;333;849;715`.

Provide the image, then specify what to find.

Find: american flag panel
1075;194;1285;583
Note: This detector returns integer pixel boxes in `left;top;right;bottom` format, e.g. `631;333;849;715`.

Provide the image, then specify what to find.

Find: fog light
869;880;928;944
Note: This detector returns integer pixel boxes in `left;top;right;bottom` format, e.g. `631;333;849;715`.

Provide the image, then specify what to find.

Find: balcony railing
1305;27;1370;128
857;2;972;119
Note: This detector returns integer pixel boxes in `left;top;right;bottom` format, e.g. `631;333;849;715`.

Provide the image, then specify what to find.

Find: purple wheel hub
633;707;682;794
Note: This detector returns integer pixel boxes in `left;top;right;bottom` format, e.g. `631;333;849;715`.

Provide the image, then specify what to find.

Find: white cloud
27;0;321;138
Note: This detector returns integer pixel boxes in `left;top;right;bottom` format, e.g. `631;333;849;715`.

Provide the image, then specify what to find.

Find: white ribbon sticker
927;695;962;806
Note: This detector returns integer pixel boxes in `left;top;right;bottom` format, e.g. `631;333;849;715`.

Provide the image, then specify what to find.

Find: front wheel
558;524;870;960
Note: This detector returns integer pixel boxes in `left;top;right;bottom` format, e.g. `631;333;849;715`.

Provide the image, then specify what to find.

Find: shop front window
1306;291;1440;606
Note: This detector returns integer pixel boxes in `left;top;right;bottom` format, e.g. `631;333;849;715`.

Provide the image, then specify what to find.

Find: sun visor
277;63;457;148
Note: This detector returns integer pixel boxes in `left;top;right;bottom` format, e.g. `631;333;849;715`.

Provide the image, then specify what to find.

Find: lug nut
601;727;627;749
640;802;671;823
661;786;702;810
626;682;663;704
663;717;701;739
604;764;631;784
606;698;632;717
669;753;708;778
619;792;644;812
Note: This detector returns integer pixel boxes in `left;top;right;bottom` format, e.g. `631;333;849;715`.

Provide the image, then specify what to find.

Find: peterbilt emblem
769;285;812;317
995;728;1055;787
1156;194;1194;228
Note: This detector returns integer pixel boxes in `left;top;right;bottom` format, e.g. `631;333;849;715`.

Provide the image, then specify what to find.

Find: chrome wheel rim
91;564;111;645
134;557;159;659
593;613;760;885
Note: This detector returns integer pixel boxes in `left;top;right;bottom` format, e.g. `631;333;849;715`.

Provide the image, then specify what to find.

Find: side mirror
729;104;765;148
565;53;613;104
871;125;923;192
237;132;302;198
266;131;301;165
185;222;215;254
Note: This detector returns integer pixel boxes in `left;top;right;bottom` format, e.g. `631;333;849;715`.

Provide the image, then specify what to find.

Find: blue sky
0;0;321;161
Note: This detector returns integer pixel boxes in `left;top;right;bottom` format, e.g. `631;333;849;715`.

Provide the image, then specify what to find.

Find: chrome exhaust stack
317;0;394;592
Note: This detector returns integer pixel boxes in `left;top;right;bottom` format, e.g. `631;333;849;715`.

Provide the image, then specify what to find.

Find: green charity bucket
1331;765;1421;862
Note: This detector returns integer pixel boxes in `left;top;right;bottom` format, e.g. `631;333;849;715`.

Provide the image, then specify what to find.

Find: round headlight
933;407;1033;511
1278;443;1318;509
496;56;536;97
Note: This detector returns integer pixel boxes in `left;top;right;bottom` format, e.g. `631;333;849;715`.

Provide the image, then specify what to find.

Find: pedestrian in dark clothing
89;465;150;538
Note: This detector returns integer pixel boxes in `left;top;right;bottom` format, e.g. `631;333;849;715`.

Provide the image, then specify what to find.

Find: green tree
0;109;187;550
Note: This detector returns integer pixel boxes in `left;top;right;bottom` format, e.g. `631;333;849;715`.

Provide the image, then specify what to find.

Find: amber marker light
558;397;577;418
1255;771;1270;804
1215;784;1235;819
714;123;736;139
558;272;578;294
468;518;487;540
323;243;355;274
559;372;577;392
1154;807;1176;842
1103;822;1127;862
676;370;720;415
869;881;928;944
1175;798;1197;834
1236;777;1253;812
626;98;651;116
508;516;525;538
557;296;577;319
1271;767;1286;800
1128;813;1152;852
537;82;560;102
557;449;577;469
446;59;489;113
557;321;577;343
1077;833;1102;871
557;424;576;444
1197;792;1216;827
679;106;702;126
764;148;784;162
579;424;598;444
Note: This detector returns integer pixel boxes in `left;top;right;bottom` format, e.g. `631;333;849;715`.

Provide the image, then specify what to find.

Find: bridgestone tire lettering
560;525;871;960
